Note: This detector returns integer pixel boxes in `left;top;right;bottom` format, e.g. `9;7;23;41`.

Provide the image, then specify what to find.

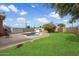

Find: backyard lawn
0;32;79;56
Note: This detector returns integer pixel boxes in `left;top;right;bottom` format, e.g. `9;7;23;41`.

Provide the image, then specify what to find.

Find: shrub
42;23;56;32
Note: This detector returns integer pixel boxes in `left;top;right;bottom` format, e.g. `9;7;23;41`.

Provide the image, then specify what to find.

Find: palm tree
68;18;77;27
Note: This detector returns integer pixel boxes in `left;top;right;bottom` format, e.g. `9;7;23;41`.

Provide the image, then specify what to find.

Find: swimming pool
24;32;36;36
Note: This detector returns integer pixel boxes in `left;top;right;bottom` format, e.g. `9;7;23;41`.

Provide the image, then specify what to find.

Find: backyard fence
66;27;79;34
11;28;34;34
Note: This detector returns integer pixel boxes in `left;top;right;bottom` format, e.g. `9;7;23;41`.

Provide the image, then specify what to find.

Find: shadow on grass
66;34;79;42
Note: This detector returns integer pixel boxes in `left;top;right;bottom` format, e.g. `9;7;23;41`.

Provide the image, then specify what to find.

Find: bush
42;23;56;32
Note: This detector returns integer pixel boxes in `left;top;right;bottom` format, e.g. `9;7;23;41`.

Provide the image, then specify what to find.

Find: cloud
27;20;30;24
3;22;7;25
4;18;13;22
11;23;22;28
26;20;31;25
0;5;19;13
13;23;19;26
36;18;50;25
0;5;10;12
20;10;28;16
32;5;36;8
63;20;69;24
8;5;18;12
49;12;61;19
17;17;26;24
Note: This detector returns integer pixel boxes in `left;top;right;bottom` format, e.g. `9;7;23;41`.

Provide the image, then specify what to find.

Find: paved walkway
0;32;49;49
0;33;30;49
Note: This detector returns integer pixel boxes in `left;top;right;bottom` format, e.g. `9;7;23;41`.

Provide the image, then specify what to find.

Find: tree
68;20;76;27
50;3;79;27
42;23;56;32
27;26;30;29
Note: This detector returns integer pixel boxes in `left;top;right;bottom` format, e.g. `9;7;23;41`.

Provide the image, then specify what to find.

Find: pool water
24;32;36;36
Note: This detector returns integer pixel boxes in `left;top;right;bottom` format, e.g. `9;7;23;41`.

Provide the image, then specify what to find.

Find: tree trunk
72;22;73;28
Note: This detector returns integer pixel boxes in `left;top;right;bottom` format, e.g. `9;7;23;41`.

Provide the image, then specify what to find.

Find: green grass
0;32;79;56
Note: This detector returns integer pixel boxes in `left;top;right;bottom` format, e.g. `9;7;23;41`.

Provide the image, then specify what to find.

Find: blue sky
0;3;78;28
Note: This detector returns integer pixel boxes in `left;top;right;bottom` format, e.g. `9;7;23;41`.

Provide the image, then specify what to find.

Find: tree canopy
42;23;56;32
50;3;79;21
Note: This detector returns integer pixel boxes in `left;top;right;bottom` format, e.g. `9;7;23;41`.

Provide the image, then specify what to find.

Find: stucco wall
66;27;79;34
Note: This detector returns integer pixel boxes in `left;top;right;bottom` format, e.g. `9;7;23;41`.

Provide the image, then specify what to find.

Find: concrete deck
0;32;49;49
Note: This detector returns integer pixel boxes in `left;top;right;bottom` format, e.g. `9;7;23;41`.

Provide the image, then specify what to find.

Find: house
0;12;5;36
55;24;65;32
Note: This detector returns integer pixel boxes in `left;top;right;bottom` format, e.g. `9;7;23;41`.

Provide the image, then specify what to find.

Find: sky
0;3;78;28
